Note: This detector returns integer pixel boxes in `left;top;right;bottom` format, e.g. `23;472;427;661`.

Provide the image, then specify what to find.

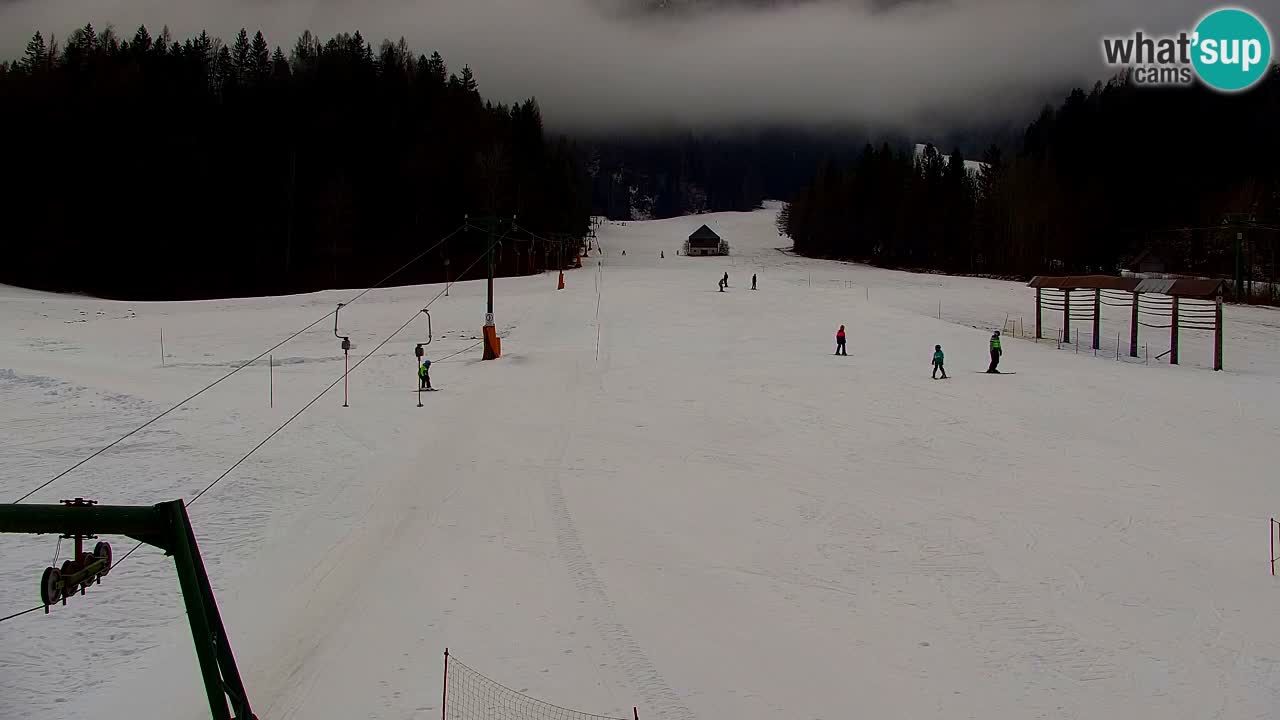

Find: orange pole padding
482;325;501;360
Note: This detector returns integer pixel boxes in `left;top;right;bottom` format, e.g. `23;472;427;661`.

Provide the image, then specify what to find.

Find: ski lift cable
187;236;498;508
10;223;468;505
0;239;503;624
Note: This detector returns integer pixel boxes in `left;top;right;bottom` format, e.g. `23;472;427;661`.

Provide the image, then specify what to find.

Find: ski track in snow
3;202;1280;719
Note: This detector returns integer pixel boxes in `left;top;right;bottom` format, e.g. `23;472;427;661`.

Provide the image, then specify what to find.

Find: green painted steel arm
0;503;172;551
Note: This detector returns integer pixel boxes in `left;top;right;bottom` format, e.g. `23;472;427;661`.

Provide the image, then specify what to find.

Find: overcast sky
0;0;1229;133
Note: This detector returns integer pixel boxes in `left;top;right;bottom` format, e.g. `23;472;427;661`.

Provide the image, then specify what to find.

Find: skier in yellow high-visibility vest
987;331;1003;373
418;358;432;390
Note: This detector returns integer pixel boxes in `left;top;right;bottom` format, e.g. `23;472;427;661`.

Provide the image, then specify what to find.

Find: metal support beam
1092;289;1101;351
1035;288;1042;339
167;501;231;720
1214;293;1224;371
1063;289;1071;346
1130;291;1140;358
486;236;494;316
175;501;253;719
0;504;170;551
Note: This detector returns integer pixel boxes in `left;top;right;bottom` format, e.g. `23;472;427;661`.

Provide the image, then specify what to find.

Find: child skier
418;358;432;390
932;345;948;379
987;331;1002;373
835;325;847;355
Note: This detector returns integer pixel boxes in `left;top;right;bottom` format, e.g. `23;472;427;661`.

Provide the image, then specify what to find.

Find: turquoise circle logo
1192;8;1272;92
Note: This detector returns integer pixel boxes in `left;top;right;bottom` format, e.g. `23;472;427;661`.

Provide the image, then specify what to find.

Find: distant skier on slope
723;271;729;287
987;331;1002;373
718;276;726;292
932;345;948;379
752;273;757;290
419;358;432;390
835;325;847;355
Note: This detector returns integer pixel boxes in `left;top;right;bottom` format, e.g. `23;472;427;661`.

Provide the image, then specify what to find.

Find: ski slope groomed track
3;203;1280;720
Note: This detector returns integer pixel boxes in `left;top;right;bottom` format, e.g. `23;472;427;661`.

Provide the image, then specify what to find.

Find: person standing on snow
835;325;847;355
932;344;948;379
752;273;757;290
718;276;726;292
419;358;432;390
987;331;1002;373
723;271;729;288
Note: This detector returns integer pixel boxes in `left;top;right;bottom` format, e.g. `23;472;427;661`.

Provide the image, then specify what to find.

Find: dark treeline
780;68;1280;287
585;131;851;220
0;25;590;300
586;134;766;219
584;126;1014;221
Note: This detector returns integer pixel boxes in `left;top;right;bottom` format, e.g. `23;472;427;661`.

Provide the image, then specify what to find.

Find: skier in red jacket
835;325;847;355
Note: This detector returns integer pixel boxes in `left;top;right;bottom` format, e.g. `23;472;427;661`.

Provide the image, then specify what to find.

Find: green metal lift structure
0;498;255;720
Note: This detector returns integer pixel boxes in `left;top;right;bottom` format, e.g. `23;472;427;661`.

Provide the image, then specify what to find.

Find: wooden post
1063;289;1071;345
1092;289;1101;350
1170;296;1180;365
1035;288;1042;339
269;355;273;409
1130;291;1140;357
160;328;165;367
1214;292;1224;371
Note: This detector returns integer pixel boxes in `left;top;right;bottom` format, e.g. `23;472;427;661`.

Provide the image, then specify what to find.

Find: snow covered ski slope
2;203;1280;719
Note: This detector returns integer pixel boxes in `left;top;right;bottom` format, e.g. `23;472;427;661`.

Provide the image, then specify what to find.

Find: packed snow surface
2;203;1279;719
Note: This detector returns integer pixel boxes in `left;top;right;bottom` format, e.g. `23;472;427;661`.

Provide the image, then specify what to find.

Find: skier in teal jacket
932;345;947;379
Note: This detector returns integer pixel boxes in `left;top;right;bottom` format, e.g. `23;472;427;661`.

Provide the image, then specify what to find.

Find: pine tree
131;25;152;56
192;30;213;66
271;47;290;81
459;65;478;93
20;32;47;73
212;43;233;93
351;31;373;66
250;31;270;82
231;28;250;84
81;23;98;52
426;51;446;85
